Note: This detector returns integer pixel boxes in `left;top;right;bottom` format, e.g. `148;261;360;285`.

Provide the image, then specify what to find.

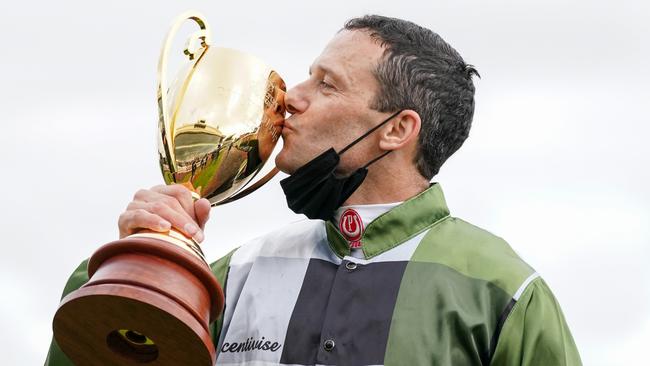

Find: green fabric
384;261;513;365
411;216;535;296
362;183;450;258
208;248;237;345
45;183;581;365
325;183;450;259
379;193;579;365
325;221;350;259
490;278;582;366
45;259;90;366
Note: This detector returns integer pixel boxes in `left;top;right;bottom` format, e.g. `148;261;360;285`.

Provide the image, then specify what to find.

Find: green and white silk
46;183;581;366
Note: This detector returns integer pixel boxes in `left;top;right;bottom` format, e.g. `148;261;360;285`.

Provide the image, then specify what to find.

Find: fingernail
194;230;205;243
159;221;171;230
184;223;199;235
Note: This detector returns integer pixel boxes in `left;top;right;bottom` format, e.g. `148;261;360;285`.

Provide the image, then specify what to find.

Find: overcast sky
0;0;648;364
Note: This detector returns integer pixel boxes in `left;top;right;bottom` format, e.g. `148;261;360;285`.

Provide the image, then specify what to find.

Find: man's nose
284;84;309;115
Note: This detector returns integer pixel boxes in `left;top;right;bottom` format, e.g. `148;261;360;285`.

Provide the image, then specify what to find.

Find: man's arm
490;278;582;365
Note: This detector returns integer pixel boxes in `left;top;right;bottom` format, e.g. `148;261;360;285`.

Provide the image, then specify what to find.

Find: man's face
275;30;388;175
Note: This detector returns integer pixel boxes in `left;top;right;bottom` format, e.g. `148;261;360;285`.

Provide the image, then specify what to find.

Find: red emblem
339;208;364;248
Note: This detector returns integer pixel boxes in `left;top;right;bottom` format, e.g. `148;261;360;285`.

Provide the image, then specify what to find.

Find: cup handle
157;11;212;175
219;168;280;204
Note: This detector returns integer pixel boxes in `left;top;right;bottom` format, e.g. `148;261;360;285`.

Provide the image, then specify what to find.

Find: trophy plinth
53;235;221;365
52;10;286;365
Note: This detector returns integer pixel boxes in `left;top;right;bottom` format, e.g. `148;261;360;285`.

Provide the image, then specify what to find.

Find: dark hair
344;15;479;179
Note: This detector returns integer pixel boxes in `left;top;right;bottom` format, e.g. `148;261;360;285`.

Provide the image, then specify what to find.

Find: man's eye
319;80;334;89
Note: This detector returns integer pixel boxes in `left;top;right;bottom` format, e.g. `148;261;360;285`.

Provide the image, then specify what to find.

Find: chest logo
220;336;282;354
339;208;364;248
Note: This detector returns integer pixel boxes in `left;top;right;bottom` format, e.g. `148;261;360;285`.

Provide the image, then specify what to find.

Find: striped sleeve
490;277;582;366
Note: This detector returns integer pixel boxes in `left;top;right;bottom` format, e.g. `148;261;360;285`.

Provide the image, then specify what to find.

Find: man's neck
342;161;430;205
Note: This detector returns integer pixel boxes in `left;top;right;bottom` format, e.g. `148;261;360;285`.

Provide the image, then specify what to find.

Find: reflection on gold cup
52;11;286;365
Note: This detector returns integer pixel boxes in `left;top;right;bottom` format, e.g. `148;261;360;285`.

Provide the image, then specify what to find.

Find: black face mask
280;110;403;220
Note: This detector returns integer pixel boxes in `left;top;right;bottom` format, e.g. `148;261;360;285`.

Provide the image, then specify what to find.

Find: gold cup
52;11;286;365
157;12;286;206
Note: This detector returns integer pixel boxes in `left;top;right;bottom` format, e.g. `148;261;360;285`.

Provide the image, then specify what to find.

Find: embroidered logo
339;208;364;248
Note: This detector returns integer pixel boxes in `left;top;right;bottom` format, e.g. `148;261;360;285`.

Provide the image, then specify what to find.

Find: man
47;15;581;365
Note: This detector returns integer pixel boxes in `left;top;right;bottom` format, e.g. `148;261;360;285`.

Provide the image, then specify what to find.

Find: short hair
344;15;479;179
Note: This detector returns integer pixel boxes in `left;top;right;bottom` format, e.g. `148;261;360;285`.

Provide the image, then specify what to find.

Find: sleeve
208;248;237;347
490;277;582;366
44;259;90;366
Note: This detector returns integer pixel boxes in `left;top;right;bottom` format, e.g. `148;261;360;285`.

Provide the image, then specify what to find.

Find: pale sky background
0;0;648;364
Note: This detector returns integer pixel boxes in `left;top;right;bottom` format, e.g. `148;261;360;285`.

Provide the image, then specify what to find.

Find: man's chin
274;152;296;175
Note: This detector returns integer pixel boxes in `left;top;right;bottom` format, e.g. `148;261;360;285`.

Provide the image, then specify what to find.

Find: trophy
52;11;286;365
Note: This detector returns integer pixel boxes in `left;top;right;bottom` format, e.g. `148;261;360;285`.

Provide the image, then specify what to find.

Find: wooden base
53;236;224;365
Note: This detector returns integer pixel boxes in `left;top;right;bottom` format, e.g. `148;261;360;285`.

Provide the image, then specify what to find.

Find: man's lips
280;119;295;133
270;118;287;137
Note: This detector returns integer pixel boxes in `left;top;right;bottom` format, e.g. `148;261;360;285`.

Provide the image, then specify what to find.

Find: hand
118;184;211;242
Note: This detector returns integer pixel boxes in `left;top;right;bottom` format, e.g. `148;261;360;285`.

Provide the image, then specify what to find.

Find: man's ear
378;110;421;151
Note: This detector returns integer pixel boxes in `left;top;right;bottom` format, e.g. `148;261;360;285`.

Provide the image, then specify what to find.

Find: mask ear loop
338;109;404;156
362;150;392;168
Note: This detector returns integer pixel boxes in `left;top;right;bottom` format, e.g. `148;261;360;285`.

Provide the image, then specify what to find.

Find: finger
151;184;197;221
145;201;204;242
133;188;161;203
126;186;204;241
136;187;195;227
118;209;171;238
195;198;211;230
129;192;187;222
132;187;187;214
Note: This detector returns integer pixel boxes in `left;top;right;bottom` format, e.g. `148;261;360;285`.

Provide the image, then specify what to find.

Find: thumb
195;198;212;230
